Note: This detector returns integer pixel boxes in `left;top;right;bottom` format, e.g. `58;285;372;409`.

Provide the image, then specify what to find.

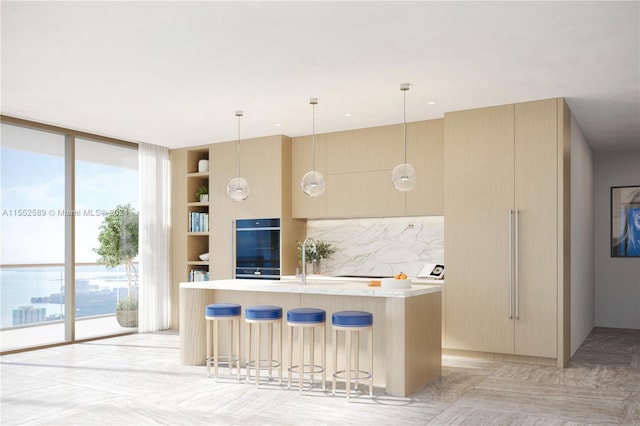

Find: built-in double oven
235;218;281;280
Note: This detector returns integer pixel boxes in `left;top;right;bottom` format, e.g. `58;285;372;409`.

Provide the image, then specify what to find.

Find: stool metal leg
256;322;262;386
247;321;253;383
287;324;293;389
268;323;273;379
332;327;338;395
226;318;232;376
213;318;219;380
310;328;315;386
236;317;242;380
206;319;211;378
322;324;326;391
278;321;283;384
346;329;352;400
298;326;304;392
369;326;373;397
354;330;360;389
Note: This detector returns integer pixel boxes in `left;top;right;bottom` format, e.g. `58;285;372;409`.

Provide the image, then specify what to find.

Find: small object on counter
368;280;381;287
382;278;412;289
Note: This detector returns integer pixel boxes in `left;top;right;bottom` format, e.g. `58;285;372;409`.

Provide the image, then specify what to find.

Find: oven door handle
236;227;280;232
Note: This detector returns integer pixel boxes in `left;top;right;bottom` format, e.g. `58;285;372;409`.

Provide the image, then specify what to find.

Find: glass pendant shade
392;83;416;192
301;97;326;197
301;170;326;197
227;110;249;201
392;163;416;191
227;177;250;201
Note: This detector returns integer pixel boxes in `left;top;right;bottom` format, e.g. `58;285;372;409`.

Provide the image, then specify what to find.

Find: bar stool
205;303;241;381
245;305;283;386
331;310;373;400
287;308;326;392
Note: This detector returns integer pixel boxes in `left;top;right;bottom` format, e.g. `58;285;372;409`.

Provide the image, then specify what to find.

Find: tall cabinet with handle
443;98;570;366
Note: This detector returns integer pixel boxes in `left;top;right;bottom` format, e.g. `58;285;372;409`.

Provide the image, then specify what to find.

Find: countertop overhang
180;276;442;298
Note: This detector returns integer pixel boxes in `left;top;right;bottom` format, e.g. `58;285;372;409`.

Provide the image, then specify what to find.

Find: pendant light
227;110;250;201
301;98;326;197
391;83;416;192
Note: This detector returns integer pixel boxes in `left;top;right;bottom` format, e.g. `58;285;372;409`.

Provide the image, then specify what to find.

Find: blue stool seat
205;303;241;317
287;308;327;391
204;303;242;380
246;305;283;320
245;305;283;386
332;311;373;327
287;308;326;324
331;310;374;399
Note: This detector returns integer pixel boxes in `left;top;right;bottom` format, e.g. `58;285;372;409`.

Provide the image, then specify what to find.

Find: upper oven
235;218;281;280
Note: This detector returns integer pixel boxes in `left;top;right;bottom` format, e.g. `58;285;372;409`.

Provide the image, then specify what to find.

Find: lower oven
235;218;280;280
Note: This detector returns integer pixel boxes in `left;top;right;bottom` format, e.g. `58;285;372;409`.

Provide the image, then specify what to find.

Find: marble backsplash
305;216;444;277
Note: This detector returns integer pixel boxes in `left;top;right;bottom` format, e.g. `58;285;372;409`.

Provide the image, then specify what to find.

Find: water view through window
1;264;133;327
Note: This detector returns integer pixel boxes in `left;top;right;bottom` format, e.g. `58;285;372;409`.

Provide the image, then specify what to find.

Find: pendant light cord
311;98;317;172
236;111;242;177
403;87;407;164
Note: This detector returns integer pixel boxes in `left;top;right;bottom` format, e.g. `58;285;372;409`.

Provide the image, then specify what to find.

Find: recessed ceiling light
427;101;436;105
274;123;281;127
345;113;352;117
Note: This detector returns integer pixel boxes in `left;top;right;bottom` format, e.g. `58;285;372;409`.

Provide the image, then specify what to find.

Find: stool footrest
246;359;281;369
287;364;325;375
332;369;372;381
206;354;240;365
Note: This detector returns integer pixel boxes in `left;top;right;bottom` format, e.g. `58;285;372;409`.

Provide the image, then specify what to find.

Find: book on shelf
188;211;209;233
189;269;209;282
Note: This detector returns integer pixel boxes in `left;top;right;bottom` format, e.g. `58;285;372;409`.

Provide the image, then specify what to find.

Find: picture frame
611;185;640;257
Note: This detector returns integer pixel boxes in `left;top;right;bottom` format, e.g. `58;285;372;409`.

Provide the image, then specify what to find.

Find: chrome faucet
301;237;317;285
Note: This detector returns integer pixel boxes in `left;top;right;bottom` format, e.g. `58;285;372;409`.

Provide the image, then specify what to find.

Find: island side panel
384;297;407;396
405;291;441;394
386;292;442;396
180;288;215;365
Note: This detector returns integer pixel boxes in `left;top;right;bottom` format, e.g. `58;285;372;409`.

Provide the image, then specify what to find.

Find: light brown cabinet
291;119;443;218
210;141;236;280
443;98;570;365
209;136;304;280
171;136;305;327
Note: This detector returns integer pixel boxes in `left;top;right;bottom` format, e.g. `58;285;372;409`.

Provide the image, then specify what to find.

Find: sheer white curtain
138;142;171;332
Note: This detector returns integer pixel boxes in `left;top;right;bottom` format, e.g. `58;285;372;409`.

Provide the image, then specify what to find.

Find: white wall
570;118;595;354
594;147;640;329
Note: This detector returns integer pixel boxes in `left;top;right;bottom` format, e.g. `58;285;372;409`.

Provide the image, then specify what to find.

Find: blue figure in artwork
626;207;640;256
613;189;640;257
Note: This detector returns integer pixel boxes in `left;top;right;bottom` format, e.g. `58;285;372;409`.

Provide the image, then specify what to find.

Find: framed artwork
611;185;640;257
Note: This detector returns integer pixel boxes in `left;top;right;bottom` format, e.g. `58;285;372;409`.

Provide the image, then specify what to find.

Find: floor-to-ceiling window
0;123;66;349
74;138;138;340
0;119;138;352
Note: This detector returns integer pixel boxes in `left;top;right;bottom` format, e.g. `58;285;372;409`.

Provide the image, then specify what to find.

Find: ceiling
1;1;638;152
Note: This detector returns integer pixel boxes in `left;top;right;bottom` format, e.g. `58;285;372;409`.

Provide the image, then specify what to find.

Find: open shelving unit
186;147;210;281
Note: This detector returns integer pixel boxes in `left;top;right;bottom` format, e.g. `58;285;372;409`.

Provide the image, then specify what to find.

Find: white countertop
180;275;442;298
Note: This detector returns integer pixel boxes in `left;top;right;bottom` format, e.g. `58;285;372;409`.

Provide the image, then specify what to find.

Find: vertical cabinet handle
515;209;519;320
231;221;235;279
508;210;513;320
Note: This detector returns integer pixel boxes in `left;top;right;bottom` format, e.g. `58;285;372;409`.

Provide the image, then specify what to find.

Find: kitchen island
180;277;442;397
